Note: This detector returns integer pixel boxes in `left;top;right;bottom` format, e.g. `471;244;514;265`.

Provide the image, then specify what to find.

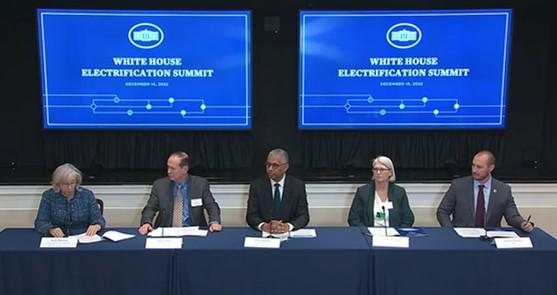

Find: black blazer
246;174;309;230
140;175;221;227
348;182;415;227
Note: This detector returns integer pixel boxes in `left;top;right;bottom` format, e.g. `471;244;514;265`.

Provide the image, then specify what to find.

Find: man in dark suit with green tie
246;148;309;234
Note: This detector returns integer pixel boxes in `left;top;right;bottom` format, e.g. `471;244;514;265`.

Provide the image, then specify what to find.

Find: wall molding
1;183;555;236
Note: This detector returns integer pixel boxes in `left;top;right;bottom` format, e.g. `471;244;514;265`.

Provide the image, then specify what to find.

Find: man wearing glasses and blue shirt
138;151;222;235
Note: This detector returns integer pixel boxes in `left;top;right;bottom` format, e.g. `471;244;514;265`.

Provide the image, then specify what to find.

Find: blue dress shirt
173;180;191;226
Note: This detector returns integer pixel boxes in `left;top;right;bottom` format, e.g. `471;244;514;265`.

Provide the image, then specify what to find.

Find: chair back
96;198;104;215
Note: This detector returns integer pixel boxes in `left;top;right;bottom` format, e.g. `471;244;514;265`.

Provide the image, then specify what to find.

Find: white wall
1;183;555;237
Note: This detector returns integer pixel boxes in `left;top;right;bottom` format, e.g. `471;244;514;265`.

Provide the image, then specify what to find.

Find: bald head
472;151;495;183
475;150;495;165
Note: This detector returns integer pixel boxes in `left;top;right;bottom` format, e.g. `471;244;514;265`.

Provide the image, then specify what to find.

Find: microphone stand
480;201;489;241
382;206;388;236
66;199;72;237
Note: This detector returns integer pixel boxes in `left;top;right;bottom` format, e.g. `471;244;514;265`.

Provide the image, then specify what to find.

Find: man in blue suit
437;150;533;232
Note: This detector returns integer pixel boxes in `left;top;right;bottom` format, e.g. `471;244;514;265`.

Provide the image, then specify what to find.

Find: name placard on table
145;238;183;249
372;236;409;248
494;237;533;249
40;237;78;248
244;237;281;249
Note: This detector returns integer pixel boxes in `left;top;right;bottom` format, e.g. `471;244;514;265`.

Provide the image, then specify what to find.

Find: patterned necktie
272;183;281;220
172;185;183;227
475;184;485;227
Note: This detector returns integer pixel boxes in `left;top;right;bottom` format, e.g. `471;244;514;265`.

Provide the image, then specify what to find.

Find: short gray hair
372;156;396;182
268;148;289;164
51;163;82;193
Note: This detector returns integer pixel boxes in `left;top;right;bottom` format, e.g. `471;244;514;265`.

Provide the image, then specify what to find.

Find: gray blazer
436;176;525;229
140;175;221;227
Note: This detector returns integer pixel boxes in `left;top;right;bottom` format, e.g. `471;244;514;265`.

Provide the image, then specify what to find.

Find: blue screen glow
38;9;251;129
299;10;512;129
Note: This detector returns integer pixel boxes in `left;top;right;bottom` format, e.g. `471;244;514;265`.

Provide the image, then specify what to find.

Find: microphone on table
478;203;489;241
66;199;73;237
382;206;388;236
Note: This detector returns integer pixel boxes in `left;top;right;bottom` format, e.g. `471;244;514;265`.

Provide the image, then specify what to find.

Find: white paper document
486;231;520;238
454;228;486;238
289;229;317;238
244;237;281;248
69;233;103;244
145;238;183;249
261;231;289;240
102;231;135;242
368;227;400;237
494;237;533;249
148;226;207;237
40;237;78;248
373;236;409;248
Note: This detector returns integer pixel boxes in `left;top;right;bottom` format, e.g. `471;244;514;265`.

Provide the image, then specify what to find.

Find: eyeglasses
372;168;390;173
60;182;77;187
265;162;286;170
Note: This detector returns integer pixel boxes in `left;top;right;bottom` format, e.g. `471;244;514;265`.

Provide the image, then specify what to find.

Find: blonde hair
372;156;396;182
51;163;82;193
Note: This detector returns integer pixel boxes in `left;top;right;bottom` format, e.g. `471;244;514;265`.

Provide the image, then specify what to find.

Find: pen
526;215;531;223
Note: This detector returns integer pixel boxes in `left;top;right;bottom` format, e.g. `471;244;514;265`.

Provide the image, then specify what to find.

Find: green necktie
272;183;281;220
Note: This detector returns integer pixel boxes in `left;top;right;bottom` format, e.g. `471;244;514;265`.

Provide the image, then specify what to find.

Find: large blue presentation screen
38;9;251;129
299;10;512;129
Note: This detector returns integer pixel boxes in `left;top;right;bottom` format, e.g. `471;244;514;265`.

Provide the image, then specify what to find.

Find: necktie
272;183;281;220
172;185;183;227
475;184;485;227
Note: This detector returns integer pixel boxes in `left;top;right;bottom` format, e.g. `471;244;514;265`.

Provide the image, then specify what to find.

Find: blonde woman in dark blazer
348;156;414;227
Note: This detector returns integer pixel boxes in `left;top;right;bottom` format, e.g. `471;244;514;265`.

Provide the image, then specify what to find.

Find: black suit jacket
140;175;221;227
246;174;309;230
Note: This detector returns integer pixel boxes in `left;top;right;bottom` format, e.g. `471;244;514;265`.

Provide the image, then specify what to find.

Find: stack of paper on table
368;227;400;237
148;226;208;237
102;230;135;242
289;229;317;238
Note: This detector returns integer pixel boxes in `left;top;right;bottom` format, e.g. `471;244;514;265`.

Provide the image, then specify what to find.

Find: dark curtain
302;131;504;170
43;131;253;170
2;0;556;182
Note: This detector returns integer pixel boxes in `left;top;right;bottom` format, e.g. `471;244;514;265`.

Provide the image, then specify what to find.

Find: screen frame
298;9;513;130
37;8;253;131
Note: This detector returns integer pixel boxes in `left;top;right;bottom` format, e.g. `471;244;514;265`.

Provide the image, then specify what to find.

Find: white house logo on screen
128;23;164;49
386;23;422;49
